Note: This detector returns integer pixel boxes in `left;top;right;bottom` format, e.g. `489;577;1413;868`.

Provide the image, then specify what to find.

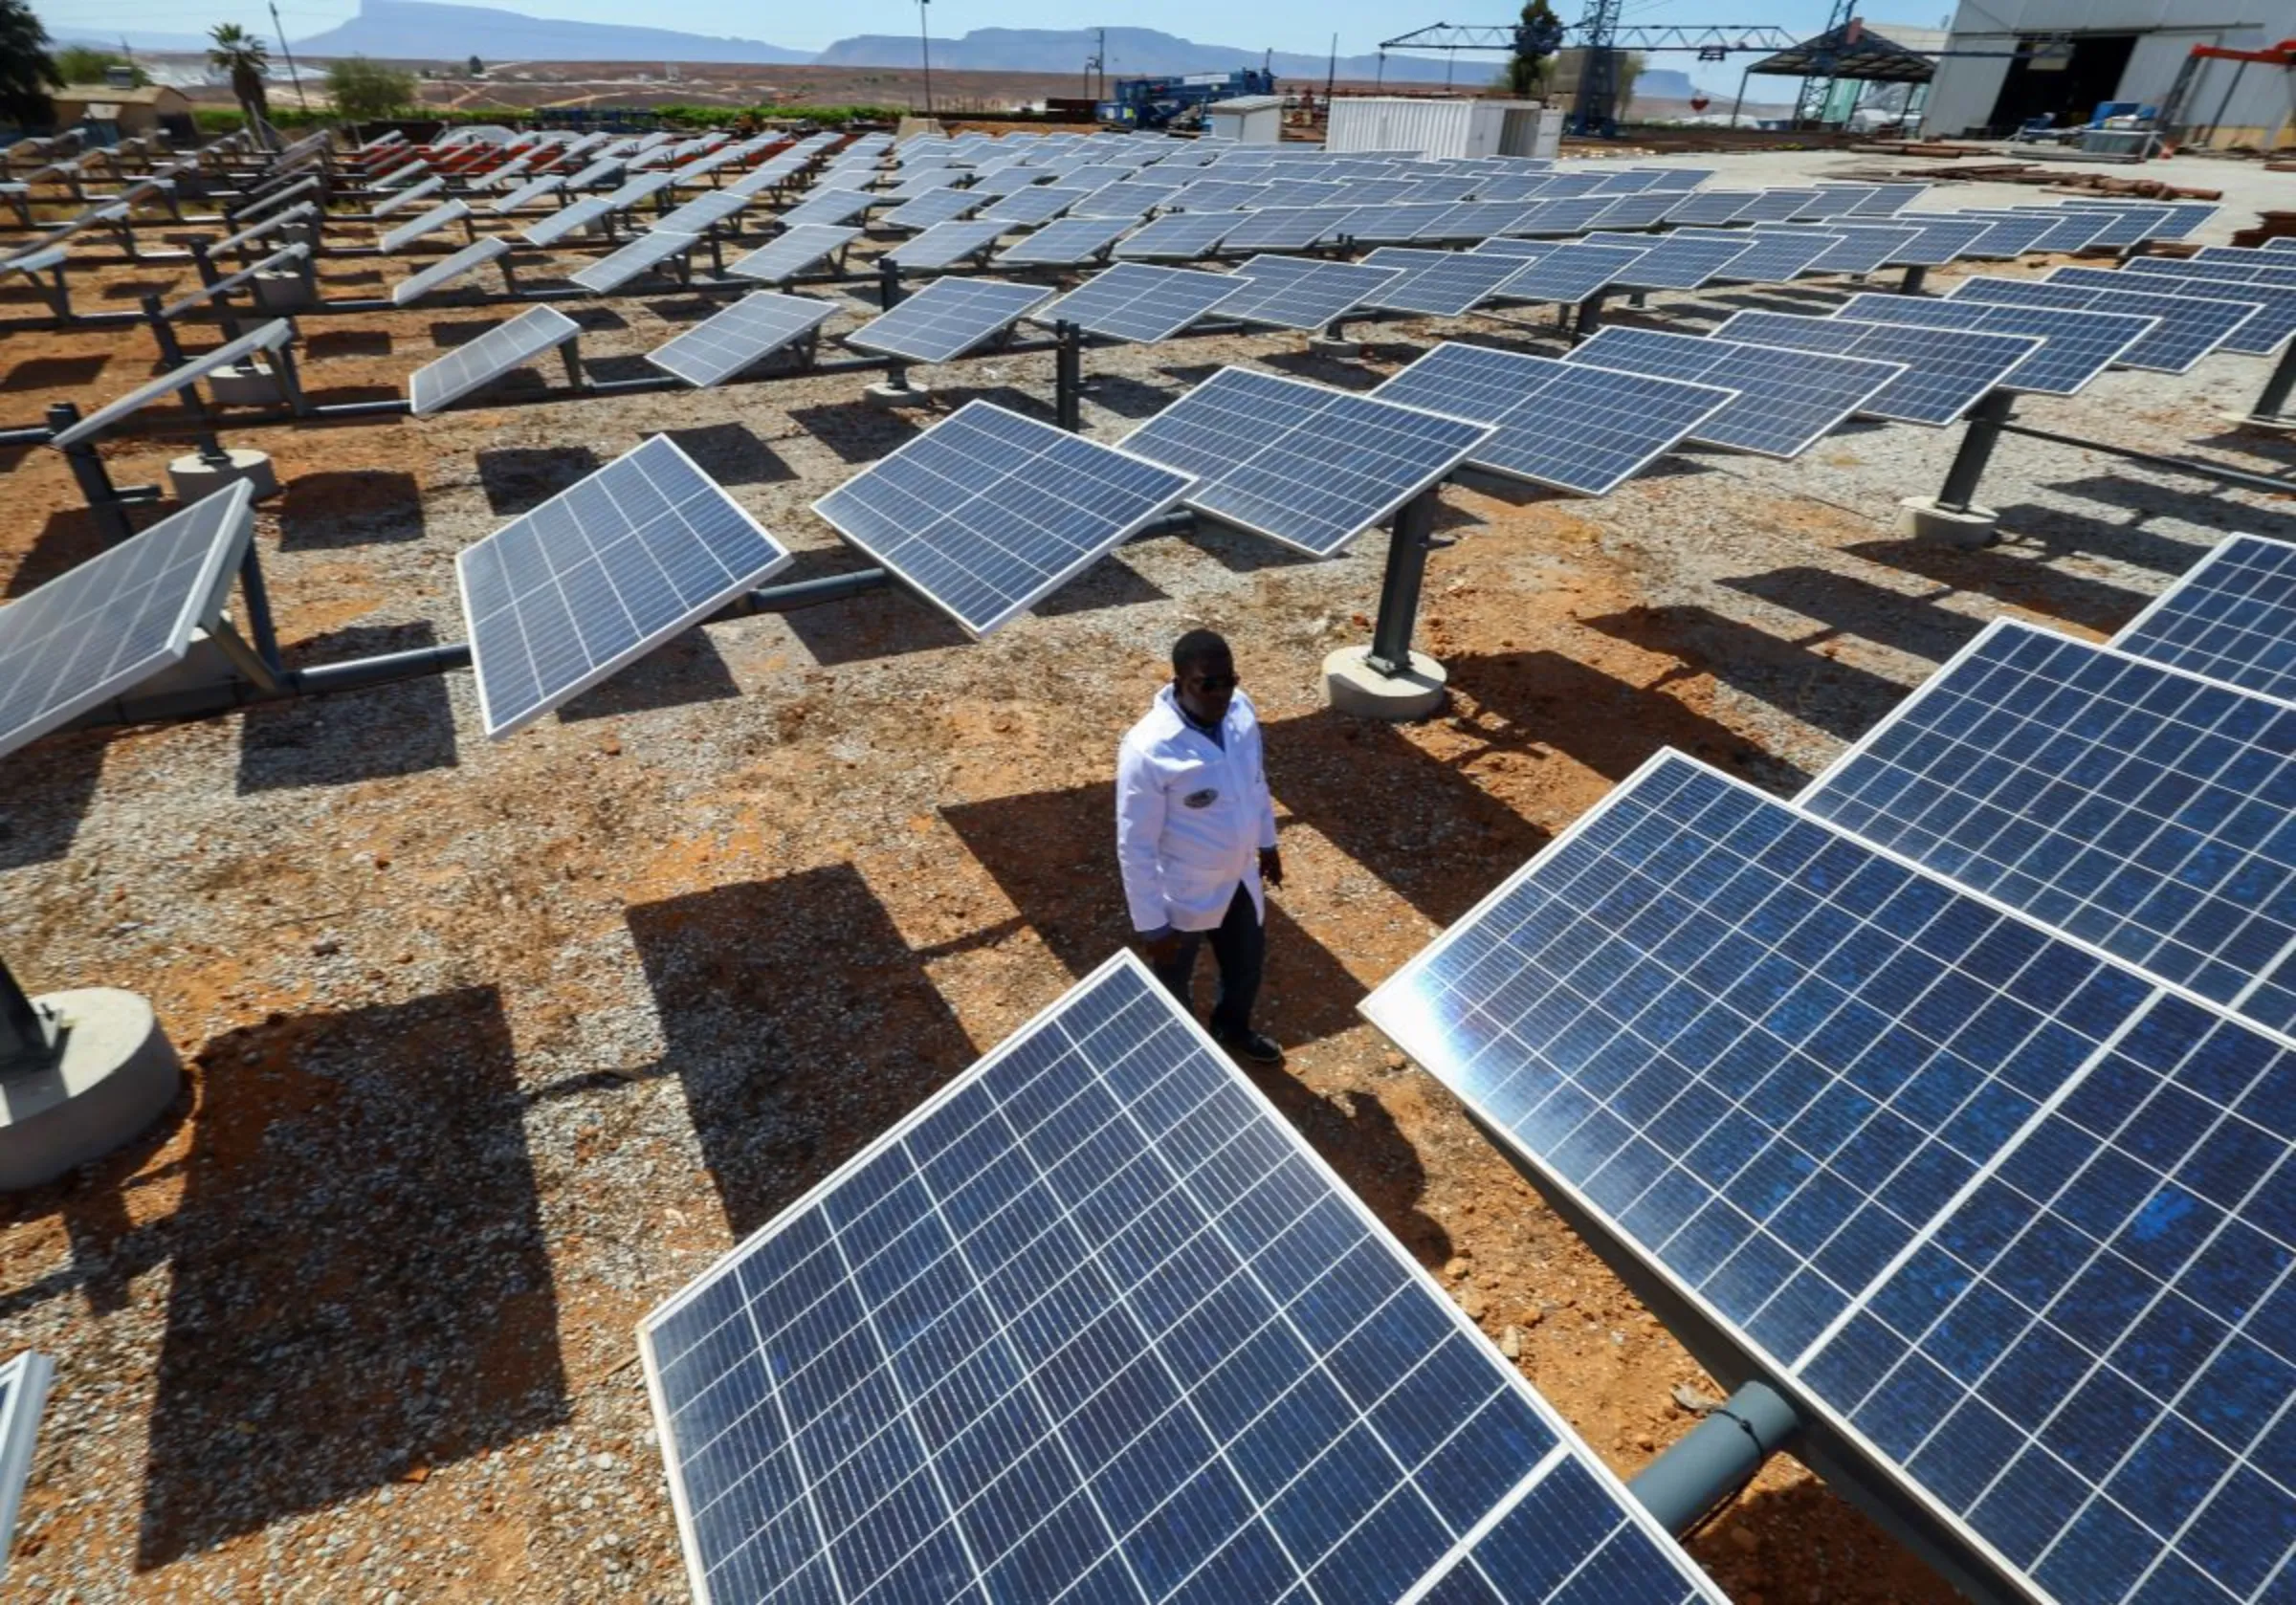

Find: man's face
1175;653;1238;728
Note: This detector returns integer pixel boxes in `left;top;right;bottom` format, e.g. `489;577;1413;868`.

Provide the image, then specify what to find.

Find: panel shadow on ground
137;987;567;1567
476;446;605;517
276;470;425;550
236;621;458;793
624;865;979;1240
555;626;743;722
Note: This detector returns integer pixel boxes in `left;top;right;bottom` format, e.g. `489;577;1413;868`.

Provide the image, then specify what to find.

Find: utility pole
269;0;308;111
1097;27;1106;99
917;0;935;118
1326;32;1337;108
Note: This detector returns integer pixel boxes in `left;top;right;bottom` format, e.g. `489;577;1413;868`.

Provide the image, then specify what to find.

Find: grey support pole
1628;1380;1803;1536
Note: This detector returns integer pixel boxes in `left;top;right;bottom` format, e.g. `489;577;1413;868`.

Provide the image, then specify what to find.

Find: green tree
208;23;269;128
466;54;483;77
54;44;148;86
326;55;414;120
0;0;59;126
1503;0;1562;99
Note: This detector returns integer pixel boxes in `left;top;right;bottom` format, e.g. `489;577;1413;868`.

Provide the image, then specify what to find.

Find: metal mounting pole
1898;264;1928;295
2245;338;2296;426
1627;1380;1802;1536
1055;320;1083;431
0;957;58;1073
1365;488;1440;678
1935;388;2015;513
236;542;284;675
879;255;905;309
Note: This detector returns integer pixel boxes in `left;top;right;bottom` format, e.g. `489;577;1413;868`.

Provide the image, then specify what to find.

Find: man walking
1115;629;1284;1063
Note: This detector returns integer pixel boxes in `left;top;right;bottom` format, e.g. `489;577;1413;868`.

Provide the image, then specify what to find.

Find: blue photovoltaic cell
1801;619;2296;1038
641;954;1723;1605
0;1351;53;1577
1711;311;2040;427
455;435;790;737
2114;535;2296;707
846;277;1051;364
1950;276;2263;374
1563;327;1906;459
1826;295;2157;397
810;401;1193;637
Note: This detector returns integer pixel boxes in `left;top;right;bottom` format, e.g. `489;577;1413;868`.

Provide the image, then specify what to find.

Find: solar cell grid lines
776;189;877;229
810;404;1194;637
2128;253;2296;295
652;189;750;234
605;171;677;210
1945;212;2064;259
1212;256;1404;331
391;236;510;306
369;174;443;216
882;168;964;201
1843;181;1927;215
1032;262;1247;343
378;198;468;253
1373;343;1734;496
885;219;1008;271
846;276;1051;364
1828;294;2157;396
456;435;790;739
568;229;698;293
1110;211;1244;260
491;173;565;214
1799;617;2296;1039
1564;327;1907;459
978;185;1086;226
1581;231;1755;291
2113;534;2296;706
1585;192;1685;231
1162;178;1272;211
1950;275;2263;373
1734;187;1824;223
641;952;1725;1605
2092;263;2296;356
522;197;615;247
646;292;833;388
1713;312;2041;427
1118;367;1490;558
0;480;254;759
1358;247;1544;317
0;1352;53;1576
1065;187;1156;221
993;215;1137;267
1664;191;1757;226
1676;230;1841;285
1486;241;1649;305
1883;216;1999;266
49;319;296;449
1217;206;1360;253
1416;201;1539;242
879;187;984;231
408;305;581;416
727;224;856;284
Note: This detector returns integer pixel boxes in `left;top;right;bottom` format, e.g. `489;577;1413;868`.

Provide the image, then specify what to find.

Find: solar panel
2036;203;2170;250
1255;178;1348;210
977;184;1085;226
880;187;984;231
491;173;565;215
1163;178;1271;211
881;168;964;201
605;171;678;210
2106;262;2296;356
883;219;1007;271
777;188;878;229
1031;261;1247;343
2132;252;2296;292
1563;327;1906;459
1109;211;1243;260
1876;216;1997;266
2112;534;2296;705
653;188;751;234
811;403;1192;637
1358;746;2296;1605
569;229;698;293
1674;229;1841;285
1828;294;2158;396
456;435;790;739
1580;231;1754;290
0;1352;53;1582
1374;342;1733;496
408;305;582;416
1330;177;1418;206
563;157;622;191
522;196;616;246
1213;256;1404;331
1215;205;1359;253
391;236;510;306
1711;311;2040;427
1735;187;1824;223
1755;223;1922;277
2264;238;2296;253
1483;241;1648;305
370;174;443;216
2064;199;2219;240
846;277;1052;364
1949;275;2263;373
0;480;255;759
1800;617;2296;1038
1358;247;1542;317
49;319;296;448
378;198;469;253
1118;367;1490;557
968;165;1051;198
2018;210;2115;253
727;224;857;283
1664;191;1756;226
1066;187;1156;221
1844;180;1927;214
641;951;1727;1605
1335;203;1456;244
1414;201;1538;242
1584;192;1683;231
646;291;834;388
993;214;1137;267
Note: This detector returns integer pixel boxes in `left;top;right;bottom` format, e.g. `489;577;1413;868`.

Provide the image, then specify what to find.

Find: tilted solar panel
727;224;857;283
391;236;510;306
1485;241;1647;304
846;277;1052;364
378;197;469;253
777;189;877;229
1213;256;1403;331
1712;311;2041;427
1949;275;2263;373
1032;261;1247;343
1374;342;1734;496
1109;210;1243;260
646;292;834;388
2088;262;2296;356
885;219;1008;270
49;319;296;448
1563;327;1906;459
1118;367;1490;557
408;305;582;416
1755;223;1922;277
880;187;984;231
0;481;255;759
1580;231;1755;291
977;184;1086;226
1674;229;1842;285
641;952;1726;1605
994;214;1137;266
1219;205;1361;253
0;1351;54;1579
1827;294;2157;396
569;229;698;293
456;434;790;738
811;403;1193;636
522;196;616;246
2112;534;2296;706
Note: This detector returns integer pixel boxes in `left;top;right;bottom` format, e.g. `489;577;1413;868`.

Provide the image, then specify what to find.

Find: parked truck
1098;69;1278;130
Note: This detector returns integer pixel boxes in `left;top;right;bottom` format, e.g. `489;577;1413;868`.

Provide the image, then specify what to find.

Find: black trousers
1151;883;1264;1040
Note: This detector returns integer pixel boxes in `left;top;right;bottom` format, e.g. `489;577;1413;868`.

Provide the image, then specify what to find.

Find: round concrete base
1323;645;1447;721
0;988;183;1191
1898;495;1998;548
168;447;278;501
865;380;931;408
205;360;281;407
1307;335;1361;358
2219;409;2296;433
251;270;315;311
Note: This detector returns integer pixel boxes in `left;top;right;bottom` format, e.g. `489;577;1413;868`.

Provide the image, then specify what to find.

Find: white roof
1210;96;1286;113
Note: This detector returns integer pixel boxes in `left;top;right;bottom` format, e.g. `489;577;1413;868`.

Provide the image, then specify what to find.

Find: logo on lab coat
1182;787;1220;809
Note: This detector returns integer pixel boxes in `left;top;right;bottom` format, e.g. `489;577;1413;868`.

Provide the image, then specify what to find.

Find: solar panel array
812;402;1194;636
49;319;297;448
1711;312;2042;427
1361;746;2296;1605
884;219;1007;270
1564;328;1908;460
378;197;469;253
1949;277;2263;374
1825;295;2158;397
847;277;1051;364
569;229;699;293
1034;262;1247;343
2113;535;2296;706
391;236;509;306
1358;247;1542;317
0;480;255;759
408;305;581;416
647;292;834;388
1374;343;1735;496
456;435;792;738
2084;262;2296;357
994;214;1137;267
1120;367;1490;557
1213;256;1403;331
642;953;1726;1605
727;223;856;283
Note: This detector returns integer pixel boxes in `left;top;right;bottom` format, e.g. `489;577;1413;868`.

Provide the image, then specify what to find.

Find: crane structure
1793;0;1860;124
2156;35;2296;147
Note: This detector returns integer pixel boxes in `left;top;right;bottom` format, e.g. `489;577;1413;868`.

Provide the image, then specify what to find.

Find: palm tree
208;22;270;137
0;0;60;128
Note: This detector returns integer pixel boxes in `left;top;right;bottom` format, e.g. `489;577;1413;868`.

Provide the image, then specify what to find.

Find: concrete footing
168;447;277;500
1898;495;1997;548
0;988;183;1191
2219;409;2296;433
251;270;315;311
1323;645;1446;720
866;380;931;408
205;360;282;406
1307;334;1361;358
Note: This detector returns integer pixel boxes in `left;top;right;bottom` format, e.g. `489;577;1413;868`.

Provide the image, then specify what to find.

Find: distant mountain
290;0;811;63
52;26;215;52
816;27;1460;84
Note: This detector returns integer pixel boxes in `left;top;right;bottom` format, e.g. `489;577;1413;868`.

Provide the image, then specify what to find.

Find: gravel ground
3;143;2294;1603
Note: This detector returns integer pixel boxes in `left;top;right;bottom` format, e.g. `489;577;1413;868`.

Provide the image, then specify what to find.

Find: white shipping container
1325;96;1552;159
1205;95;1286;143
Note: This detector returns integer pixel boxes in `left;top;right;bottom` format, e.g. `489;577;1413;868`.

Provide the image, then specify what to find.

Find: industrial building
1921;0;2294;145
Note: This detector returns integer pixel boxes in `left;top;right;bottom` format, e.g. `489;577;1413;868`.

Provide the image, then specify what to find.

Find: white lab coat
1115;685;1279;934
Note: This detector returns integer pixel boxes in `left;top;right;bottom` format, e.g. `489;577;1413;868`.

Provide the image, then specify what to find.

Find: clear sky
51;0;1925;58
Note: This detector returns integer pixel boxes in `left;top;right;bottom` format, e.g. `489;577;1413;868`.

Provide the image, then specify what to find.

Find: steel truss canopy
1744;18;1943;83
1379;20;1799;54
